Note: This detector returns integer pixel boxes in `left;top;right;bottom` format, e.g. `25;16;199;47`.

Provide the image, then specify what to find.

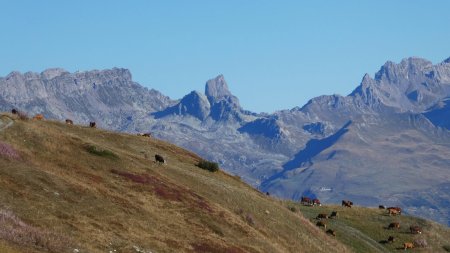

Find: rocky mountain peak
375;57;432;82
205;74;232;101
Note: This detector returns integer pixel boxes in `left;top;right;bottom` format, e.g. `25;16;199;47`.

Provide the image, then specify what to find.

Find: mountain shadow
260;121;351;190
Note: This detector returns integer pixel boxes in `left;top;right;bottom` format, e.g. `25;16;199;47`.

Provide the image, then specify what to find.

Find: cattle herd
299;196;425;250
10;108;167;165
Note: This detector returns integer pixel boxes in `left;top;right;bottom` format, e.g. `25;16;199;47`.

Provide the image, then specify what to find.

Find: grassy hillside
287;202;450;252
0;113;347;253
0;113;448;253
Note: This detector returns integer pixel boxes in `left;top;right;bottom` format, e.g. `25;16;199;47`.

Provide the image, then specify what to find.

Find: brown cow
301;196;312;206
155;154;166;164
316;213;328;219
316;221;327;230
33;114;44;120
65;119;73;125
387;236;395;243
387;206;402;214
388;209;400;216
403;242;414;250
330;211;338;219
410;225;422;234
326;229;336;236
342;200;353;208
89;122;96;128
388;222;400;230
312;198;321;206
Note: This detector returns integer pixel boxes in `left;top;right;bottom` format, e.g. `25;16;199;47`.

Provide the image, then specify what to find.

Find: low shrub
245;213;255;226
0;141;20;160
289;206;297;212
84;144;118;159
197;160;219;172
414;238;428;248
0;209;70;252
17;111;29;120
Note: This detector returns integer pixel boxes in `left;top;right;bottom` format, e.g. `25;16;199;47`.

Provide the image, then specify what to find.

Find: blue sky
1;1;449;113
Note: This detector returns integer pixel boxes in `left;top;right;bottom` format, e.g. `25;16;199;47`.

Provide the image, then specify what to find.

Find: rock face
1;57;450;226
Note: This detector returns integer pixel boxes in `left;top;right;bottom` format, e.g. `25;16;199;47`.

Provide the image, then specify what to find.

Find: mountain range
1;56;449;226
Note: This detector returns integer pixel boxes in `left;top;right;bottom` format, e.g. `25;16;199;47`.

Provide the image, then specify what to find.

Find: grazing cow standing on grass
410;225;422;234
316;213;328;219
388;209;400;216
379;205;386;209
387;207;402;215
155;154;166;164
326;229;336;236
387;236;395;243
89;122;96;128
11;109;18;114
313;198;321;206
316;221;327;230
342;200;353;208
403;242;414;250
330;211;338;219
33;114;44;120
65;119;73;125
301;196;312;206
388;222;400;230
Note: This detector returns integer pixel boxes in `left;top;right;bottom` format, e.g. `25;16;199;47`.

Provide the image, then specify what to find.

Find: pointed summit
205;74;232;101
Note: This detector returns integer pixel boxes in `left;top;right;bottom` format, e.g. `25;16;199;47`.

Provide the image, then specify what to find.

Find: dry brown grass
8;117;446;252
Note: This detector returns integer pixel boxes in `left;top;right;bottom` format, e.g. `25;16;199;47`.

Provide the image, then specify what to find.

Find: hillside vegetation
288;203;450;252
0;113;346;253
0;113;448;253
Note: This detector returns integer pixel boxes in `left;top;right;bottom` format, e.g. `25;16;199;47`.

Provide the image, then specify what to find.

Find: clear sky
1;1;449;113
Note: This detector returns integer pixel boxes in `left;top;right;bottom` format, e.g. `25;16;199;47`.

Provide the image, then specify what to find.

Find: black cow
155;154;166;164
89;122;96;128
11;109;18;114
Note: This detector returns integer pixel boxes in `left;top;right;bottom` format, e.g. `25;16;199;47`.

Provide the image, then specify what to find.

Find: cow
301;196;312;206
388;208;400;216
388;222;400;230
326;229;336;236
410;225;422;234
137;133;152;137
316;221;327;230
65;119;73;125
403;242;414;250
266;192;270;196
379;205;386;209
33;114;44;120
330;211;338;219
342;200;353;208
89;122;96;128
387;206;402;214
387;236;395;243
312;198;321;206
155;154;166;164
316;213;328;219
11;109;18;114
